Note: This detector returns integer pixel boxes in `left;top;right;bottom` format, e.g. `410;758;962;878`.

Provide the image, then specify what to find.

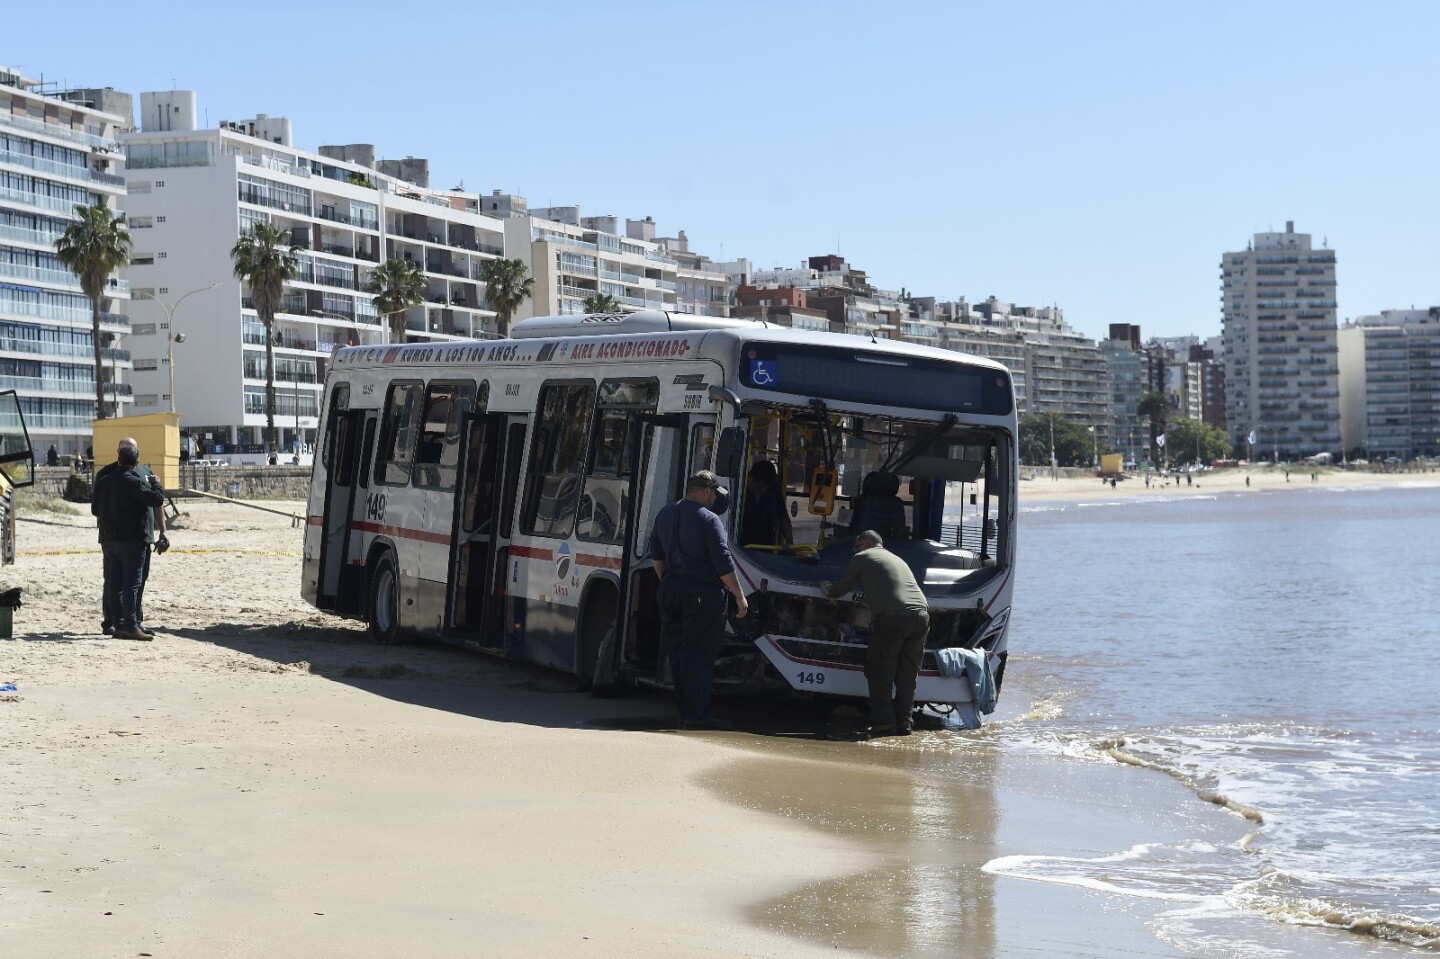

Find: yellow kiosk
91;413;180;490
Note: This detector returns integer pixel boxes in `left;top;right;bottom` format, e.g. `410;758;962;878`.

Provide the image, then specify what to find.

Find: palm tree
231;223;300;454
366;258;427;342
54;204;132;420
1136;391;1171;467
478;258;534;337
582;292;620;314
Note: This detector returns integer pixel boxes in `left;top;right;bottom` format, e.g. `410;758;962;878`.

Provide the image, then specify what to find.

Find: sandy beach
1018;464;1436;503
4;478;1414;957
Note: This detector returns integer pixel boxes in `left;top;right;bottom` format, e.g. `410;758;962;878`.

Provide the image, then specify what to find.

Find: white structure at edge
1338;309;1440;460
0;66;130;453
118;93;507;458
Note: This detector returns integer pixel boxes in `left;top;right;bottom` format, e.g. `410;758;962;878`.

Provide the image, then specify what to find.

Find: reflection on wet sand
700;735;1000;959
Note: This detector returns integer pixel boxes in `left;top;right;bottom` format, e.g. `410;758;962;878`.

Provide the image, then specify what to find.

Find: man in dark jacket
650;470;749;729
95;438;168;635
91;441;165;641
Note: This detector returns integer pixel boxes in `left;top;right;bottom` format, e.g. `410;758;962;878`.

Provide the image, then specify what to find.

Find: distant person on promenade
94;438;169;637
825;530;929;737
91;439;166;641
46;445;58;467
650;470;749;730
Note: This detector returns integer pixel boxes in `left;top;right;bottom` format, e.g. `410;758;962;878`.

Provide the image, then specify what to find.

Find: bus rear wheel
368;551;404;646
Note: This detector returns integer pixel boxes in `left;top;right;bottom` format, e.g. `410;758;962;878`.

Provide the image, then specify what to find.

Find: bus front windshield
736;407;1008;589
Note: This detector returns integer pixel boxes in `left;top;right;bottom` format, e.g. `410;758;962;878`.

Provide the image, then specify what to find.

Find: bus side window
413;380;479;490
320;381;349;474
689;423;715;476
522;381;596;538
376;381;423;487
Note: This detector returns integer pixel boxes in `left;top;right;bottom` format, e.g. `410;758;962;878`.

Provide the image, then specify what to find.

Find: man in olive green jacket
825;530;929;736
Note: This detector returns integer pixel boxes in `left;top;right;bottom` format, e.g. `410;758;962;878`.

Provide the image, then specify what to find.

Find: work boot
113;628;152;641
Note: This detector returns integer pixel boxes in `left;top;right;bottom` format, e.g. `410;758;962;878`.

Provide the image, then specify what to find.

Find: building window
134;358;159;371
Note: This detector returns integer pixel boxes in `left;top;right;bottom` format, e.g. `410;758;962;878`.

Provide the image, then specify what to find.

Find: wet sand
0;496;1239;957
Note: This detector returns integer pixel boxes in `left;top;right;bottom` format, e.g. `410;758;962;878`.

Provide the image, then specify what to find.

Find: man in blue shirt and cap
650;470;749;730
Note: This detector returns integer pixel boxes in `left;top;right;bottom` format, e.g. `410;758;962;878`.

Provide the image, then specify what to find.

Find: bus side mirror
715;427;746;479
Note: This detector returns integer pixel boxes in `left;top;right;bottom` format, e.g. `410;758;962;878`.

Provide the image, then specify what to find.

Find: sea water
991;480;1440;956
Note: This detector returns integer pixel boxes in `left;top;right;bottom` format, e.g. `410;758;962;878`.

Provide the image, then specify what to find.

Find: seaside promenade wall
32;465;311;501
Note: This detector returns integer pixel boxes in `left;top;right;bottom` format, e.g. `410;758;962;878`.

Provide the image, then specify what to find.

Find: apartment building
1338;309;1440;459
938;297;1108;439
499;204;680;322
650;227;733;317
1221;222;1341;458
119;92;506;457
732;284;830;329
1100;324;1148;464
0;67;131;454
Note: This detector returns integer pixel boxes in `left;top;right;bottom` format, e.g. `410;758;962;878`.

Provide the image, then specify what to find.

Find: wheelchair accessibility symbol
750;360;776;386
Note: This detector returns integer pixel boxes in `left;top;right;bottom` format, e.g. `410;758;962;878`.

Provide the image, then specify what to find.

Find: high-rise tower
1220;222;1340;459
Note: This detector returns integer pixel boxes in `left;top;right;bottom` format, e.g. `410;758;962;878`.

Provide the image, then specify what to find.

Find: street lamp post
134;283;219;414
1048;413;1057;481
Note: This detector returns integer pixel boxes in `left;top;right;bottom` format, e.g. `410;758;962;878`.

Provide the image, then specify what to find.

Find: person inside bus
848;471;907;539
738;459;792;549
650;470;749;731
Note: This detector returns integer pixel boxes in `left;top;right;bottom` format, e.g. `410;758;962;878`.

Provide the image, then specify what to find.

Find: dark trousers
102;543;151;629
866;610;930;729
658;576;727;722
102;541;149;632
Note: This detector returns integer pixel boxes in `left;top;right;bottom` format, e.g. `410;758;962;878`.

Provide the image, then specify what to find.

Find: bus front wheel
368;551;404;646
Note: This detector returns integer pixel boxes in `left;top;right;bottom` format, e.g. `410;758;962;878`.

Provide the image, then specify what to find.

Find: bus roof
330;311;1012;377
510;309;761;338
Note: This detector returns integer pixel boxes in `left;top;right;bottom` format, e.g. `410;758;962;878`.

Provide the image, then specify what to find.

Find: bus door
616;414;688;677
318;409;376;614
446;411;506;641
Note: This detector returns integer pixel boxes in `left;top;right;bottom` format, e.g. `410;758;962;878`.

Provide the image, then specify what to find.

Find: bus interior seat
848;471;907;538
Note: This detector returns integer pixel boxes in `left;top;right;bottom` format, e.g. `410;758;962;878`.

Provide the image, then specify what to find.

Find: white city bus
301;311;1017;726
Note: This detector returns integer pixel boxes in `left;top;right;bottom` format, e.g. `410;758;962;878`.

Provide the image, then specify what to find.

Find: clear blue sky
11;1;1440;340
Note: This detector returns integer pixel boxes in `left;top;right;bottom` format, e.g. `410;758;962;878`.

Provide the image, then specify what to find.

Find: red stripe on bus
509;544;554;561
351;520;452;545
575;553;622;569
307;515;323;526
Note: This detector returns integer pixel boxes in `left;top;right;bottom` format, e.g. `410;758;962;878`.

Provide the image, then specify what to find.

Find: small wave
1106;740;1266;824
984;843;1228;903
1233;882;1440;949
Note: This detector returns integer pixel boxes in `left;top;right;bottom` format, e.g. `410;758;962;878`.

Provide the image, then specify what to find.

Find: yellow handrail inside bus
742;543;818;557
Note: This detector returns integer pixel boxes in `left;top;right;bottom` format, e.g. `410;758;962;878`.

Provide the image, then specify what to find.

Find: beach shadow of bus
169;619;842;737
